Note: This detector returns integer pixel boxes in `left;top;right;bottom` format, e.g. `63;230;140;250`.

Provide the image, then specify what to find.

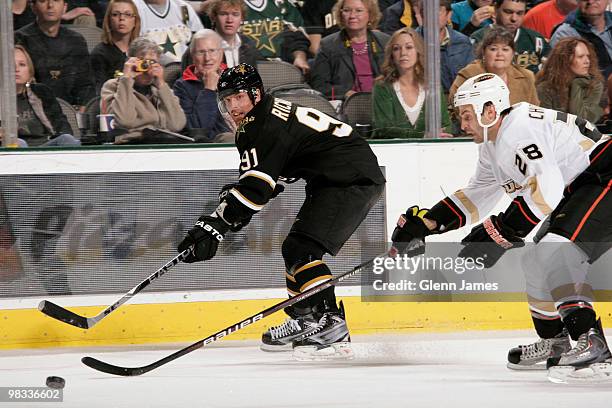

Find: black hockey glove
178;215;230;263
457;214;525;268
389;206;432;257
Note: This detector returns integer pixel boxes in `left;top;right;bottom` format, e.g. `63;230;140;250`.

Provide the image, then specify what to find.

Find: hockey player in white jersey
390;73;612;383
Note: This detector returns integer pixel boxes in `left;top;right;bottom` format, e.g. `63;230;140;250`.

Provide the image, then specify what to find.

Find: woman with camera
100;37;186;144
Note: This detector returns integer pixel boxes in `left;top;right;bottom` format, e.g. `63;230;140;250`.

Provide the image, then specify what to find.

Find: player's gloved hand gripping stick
39;212;229;329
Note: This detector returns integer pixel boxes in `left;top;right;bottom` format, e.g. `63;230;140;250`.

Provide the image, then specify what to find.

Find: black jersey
301;0;339;37
224;94;385;219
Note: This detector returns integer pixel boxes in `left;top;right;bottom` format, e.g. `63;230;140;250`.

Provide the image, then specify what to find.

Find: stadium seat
256;60;305;91
62;25;103;53
164;62;182;88
56;97;79;138
341;92;372;127
272;88;338;119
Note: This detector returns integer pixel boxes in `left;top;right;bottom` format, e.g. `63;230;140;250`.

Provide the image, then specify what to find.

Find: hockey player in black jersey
177;63;385;360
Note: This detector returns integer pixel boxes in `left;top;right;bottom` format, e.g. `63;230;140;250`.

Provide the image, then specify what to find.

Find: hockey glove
178;215;230;263
389;206;432;257
457;214;525;268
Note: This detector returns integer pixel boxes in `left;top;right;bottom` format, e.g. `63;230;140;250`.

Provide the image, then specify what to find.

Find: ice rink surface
2;331;611;408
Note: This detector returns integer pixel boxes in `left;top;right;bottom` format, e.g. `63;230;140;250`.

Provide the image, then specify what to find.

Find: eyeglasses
193;48;221;56
341;8;367;15
111;12;136;19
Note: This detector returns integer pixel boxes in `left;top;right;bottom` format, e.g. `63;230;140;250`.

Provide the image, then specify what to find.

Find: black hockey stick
81;239;425;376
38;249;191;329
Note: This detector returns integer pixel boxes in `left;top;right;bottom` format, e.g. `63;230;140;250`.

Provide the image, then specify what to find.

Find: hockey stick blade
81;240;425;376
38;249;191;329
38;300;91;329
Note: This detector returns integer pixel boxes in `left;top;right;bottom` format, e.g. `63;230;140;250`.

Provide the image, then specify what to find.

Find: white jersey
134;0;204;63
448;102;606;226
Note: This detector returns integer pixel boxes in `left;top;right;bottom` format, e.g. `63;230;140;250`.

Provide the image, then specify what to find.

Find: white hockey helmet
453;73;510;129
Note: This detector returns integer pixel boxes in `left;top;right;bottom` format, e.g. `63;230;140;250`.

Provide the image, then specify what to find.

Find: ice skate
292;301;353;361
260;308;318;352
507;329;571;370
547;327;612;384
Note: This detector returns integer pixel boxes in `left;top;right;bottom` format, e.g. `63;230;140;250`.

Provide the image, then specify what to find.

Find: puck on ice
46;376;65;389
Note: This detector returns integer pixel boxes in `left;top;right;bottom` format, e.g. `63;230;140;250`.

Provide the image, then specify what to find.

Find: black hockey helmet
217;63;264;106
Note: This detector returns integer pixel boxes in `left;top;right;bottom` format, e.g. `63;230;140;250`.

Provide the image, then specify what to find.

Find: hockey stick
81;240;425;376
38;249;191;329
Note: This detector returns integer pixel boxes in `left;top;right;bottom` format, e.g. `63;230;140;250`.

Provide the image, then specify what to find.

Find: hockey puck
45;376;65;389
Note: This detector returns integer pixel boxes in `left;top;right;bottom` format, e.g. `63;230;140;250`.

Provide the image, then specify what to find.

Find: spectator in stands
91;0;141;93
536;37;604;123
379;0;398;13
173;29;231;142
101;38;187;144
242;0;311;74
206;0;263;68
471;0;550;73
551;0;611;80
380;0;421;36
132;0;204;64
449;26;539;131
417;0;475;95
12;0;36;31
310;0;389;100
14;45;81;147
301;0;340;55
63;1;105;27
15;0;96;109
372;28;451;138
522;0;577;40
452;0;494;36
180;0;264;71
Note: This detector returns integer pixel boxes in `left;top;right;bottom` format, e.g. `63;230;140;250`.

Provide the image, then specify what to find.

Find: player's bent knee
281;234;326;271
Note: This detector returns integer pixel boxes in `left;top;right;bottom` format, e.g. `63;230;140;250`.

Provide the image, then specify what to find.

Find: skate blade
292;342;354;361
548;362;612;384
260;343;294;352
506;361;547;371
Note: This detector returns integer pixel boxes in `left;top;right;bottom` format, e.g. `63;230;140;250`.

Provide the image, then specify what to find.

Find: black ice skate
507;329;571;370
547;326;612;384
292;301;353;361
261;309;318;352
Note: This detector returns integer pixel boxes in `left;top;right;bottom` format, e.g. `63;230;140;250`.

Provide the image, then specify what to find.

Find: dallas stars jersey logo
237;116;255;135
242;18;284;54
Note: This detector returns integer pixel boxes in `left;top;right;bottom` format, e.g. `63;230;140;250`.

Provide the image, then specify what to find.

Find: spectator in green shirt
372;27;451;139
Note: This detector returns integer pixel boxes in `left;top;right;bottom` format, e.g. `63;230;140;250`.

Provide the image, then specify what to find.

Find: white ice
2;331;612;408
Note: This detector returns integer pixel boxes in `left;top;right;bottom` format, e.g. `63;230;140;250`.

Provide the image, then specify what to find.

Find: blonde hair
14;45;36;84
102;0;141;45
333;0;382;30
378;27;425;85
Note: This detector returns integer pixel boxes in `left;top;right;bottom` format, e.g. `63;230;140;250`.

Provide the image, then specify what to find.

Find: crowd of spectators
7;0;612;146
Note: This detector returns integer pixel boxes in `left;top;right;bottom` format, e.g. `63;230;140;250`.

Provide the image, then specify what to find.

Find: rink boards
0;141;610;348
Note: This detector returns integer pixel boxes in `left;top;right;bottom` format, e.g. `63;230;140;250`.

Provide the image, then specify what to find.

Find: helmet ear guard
453;73;510;139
